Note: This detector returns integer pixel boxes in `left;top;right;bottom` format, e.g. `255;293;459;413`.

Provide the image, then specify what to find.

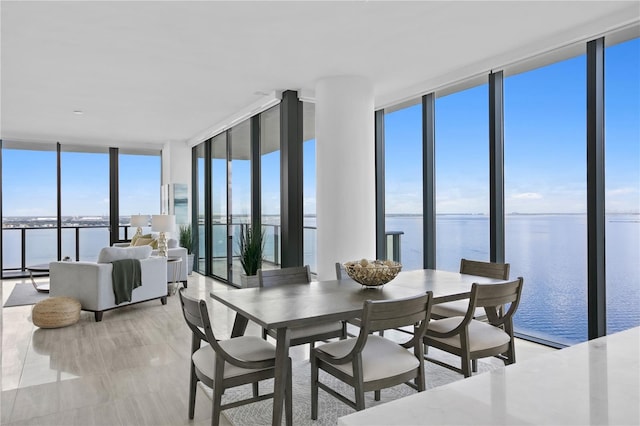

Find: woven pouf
32;297;81;328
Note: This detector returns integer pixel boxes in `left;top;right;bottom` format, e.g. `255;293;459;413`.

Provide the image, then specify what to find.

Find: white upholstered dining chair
430;258;510;320
424;277;524;378
178;289;292;426
311;292;433;418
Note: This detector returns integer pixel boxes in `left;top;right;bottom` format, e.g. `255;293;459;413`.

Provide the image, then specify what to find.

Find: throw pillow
133;237;154;247
131;233;152;247
97;246;152;263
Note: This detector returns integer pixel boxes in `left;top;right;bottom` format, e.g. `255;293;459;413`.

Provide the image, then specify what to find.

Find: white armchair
50;247;168;322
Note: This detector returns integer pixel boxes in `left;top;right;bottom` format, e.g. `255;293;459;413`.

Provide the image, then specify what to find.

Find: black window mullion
587;37;606;340
489;71;505;263
422;94;436;269
109;147;119;246
375;109;386;260
280;90;303;268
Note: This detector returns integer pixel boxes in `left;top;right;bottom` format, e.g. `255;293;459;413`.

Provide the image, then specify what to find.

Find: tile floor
1;273;555;425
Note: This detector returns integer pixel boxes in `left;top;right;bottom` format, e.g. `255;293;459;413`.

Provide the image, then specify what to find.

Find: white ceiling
1;1;638;149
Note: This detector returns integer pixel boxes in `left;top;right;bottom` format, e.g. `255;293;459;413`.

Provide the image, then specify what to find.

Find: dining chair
311;292;433;418
424;277;524;378
178;288;292;426
259;265;347;349
430;258;510;320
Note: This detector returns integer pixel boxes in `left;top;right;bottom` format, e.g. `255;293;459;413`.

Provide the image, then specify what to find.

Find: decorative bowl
343;259;402;287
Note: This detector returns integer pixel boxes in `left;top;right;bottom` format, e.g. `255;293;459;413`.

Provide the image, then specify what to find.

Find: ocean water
384;214;640;345
4;215;638;345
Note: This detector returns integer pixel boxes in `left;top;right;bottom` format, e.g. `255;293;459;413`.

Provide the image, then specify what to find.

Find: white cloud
511;192;543;200
607;187;636;196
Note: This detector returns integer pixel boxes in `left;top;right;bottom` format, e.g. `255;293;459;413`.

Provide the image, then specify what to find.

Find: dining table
209;268;507;425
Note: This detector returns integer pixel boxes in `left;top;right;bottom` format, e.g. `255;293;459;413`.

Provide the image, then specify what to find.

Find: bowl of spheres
343;259;402;288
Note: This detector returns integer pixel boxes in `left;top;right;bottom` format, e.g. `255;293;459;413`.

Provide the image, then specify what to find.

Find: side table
167;256;183;296
26;264;51;293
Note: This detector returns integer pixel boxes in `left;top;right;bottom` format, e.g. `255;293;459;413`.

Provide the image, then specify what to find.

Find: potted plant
179;224;195;275
238;224;264;288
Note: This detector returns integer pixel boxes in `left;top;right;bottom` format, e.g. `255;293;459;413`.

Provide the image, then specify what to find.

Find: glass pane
505;53;587;345
303;102;317;273
119;153;161;240
211;133;228;280
195;143;206;274
60;149;110;261
385;103;422;270
2;148;58;271
230;121;251;286
605;37;640;334
435;84;489;272
261;105;281;268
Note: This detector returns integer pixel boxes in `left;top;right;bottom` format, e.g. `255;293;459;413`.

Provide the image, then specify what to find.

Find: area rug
3;283;49;307
205;356;496;426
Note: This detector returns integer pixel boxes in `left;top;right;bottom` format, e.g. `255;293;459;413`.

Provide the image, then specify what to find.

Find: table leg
272;327;291;426
230;314;249;338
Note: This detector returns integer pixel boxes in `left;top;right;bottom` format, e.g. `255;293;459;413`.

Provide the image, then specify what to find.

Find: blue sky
3;39;638;217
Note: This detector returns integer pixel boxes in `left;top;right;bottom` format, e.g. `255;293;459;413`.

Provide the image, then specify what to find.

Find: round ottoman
32;297;81;328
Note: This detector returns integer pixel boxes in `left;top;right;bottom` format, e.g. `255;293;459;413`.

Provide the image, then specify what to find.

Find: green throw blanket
111;259;142;305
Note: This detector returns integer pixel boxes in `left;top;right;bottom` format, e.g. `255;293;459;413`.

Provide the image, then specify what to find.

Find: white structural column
316;76;376;280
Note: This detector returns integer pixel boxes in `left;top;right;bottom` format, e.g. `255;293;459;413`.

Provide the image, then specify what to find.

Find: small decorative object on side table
343;259;402;288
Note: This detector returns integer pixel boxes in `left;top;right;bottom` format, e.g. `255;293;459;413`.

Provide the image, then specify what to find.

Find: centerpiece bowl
343;259;402;288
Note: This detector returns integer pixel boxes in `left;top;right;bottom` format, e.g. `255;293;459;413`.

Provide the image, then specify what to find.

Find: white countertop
338;327;640;425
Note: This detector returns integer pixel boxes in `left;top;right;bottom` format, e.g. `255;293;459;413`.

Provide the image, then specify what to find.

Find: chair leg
252;382;259;398
461;356;472;378
374;390;381;401
355;386;366;411
285;358;293;426
311;353;319;420
472;359;478;372
188;363;198;419
211;385;223;426
262;328;268;341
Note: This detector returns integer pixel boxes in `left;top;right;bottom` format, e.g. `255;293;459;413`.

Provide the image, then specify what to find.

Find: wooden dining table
210;268;507;425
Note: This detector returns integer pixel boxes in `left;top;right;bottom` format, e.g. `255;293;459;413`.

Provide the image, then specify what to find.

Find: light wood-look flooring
1;273;554;425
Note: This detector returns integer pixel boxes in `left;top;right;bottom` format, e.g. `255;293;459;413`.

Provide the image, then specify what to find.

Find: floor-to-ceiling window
604;37;640;334
435;84;490;272
384;102;422;270
505;53;588;345
194;143;206;274
1;144;162;275
303;102;317;272
211;133;228;280
60;146;110;261
119;151;161;240
1;145;57;272
261;105;281;268
230;121;252;286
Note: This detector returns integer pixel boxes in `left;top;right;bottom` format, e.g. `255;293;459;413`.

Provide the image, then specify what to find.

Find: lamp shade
151;214;176;232
130;214;148;227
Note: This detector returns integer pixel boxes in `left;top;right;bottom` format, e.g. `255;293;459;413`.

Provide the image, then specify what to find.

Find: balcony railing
1;225;136;278
195;223;403;277
2;223;403;279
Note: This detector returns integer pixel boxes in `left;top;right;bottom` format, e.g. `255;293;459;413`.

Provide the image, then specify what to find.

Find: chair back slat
258;265;311;287
179;288;208;343
362;292;432;335
460;258;510;280
474;279;521;307
472;278;524;325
